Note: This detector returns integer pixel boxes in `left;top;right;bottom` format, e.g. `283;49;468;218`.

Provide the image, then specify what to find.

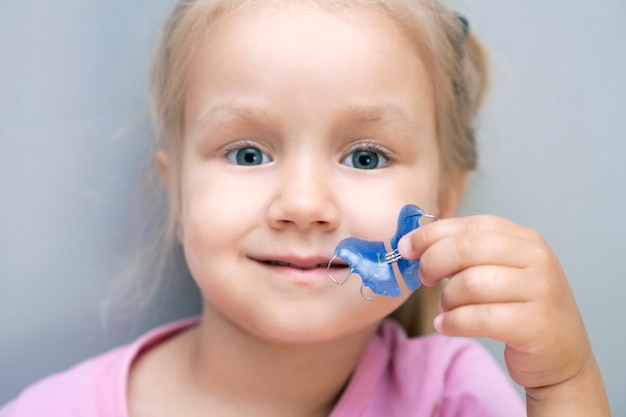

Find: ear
437;171;468;219
155;148;170;188
155;149;185;243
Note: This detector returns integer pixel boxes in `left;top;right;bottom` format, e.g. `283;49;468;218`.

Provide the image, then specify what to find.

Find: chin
236;300;392;346
200;283;404;346
252;318;376;346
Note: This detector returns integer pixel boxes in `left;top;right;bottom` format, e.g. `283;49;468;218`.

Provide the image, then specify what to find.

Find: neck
183;302;378;417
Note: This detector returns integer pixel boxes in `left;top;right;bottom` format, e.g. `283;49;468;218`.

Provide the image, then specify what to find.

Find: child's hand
398;215;610;416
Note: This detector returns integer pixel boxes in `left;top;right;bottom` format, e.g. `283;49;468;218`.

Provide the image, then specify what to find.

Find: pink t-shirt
1;318;525;416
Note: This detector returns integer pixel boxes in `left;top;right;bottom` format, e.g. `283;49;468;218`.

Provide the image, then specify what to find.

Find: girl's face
168;4;460;344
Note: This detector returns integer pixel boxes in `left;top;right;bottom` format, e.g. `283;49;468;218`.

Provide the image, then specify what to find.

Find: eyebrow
194;103;412;130
341;104;411;125
196;104;277;128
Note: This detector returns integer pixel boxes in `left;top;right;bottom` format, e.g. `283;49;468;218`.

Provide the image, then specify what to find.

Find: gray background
1;0;624;413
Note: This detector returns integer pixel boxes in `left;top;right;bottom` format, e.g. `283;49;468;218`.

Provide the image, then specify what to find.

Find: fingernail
397;236;411;257
433;314;444;333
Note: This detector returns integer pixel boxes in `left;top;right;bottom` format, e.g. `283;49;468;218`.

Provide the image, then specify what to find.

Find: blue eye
226;146;272;166
342;147;389;170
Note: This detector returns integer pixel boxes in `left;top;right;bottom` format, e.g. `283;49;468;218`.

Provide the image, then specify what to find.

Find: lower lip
254;261;348;286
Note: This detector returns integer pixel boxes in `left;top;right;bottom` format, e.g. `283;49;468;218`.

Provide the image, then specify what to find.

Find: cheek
343;171;440;232
181;158;261;216
179;170;256;247
178;174;252;293
398;162;442;213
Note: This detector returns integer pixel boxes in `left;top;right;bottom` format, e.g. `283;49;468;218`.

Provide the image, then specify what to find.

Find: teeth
265;260;328;270
267;261;290;266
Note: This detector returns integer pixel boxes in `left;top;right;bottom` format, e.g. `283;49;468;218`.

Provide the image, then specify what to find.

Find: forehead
182;2;434;133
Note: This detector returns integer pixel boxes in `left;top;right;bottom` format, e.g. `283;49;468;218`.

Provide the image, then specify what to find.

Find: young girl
1;0;611;416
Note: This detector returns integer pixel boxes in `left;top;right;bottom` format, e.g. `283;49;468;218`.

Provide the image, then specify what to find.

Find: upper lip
250;255;348;270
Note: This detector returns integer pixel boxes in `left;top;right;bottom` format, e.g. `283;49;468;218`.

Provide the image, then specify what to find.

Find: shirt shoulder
0;317;199;417
0;345;130;417
333;320;526;417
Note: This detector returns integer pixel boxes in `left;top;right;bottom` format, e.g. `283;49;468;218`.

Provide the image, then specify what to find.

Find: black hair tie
456;13;470;38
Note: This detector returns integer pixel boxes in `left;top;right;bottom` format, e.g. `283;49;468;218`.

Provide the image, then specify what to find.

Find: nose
267;159;340;232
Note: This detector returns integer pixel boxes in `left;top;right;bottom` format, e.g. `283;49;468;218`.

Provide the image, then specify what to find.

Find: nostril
266;191;340;231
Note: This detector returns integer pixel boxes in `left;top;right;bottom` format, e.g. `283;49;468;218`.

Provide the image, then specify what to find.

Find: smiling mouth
261;260;349;271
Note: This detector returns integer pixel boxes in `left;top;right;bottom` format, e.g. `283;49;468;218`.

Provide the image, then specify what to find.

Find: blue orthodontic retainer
327;204;437;301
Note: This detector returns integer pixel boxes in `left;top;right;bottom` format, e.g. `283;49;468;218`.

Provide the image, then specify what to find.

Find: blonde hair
136;0;489;337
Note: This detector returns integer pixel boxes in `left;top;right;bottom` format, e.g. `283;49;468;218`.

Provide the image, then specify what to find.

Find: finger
418;231;531;286
434;303;533;346
398;215;540;260
440;266;532;311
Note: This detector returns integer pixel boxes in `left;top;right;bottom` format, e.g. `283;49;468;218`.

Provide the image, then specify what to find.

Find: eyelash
221;139;268;156
221;139;273;166
345;141;392;161
220;139;392;164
